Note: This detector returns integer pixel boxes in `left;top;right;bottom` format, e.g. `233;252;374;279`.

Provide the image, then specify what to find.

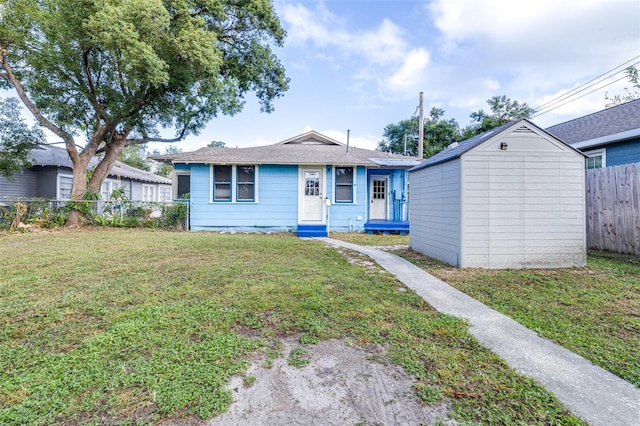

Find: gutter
570;128;640;149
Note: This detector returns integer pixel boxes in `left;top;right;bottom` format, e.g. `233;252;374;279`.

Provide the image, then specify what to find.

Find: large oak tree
0;0;289;224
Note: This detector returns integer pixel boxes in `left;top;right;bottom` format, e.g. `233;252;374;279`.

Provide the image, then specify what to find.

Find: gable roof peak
276;130;345;146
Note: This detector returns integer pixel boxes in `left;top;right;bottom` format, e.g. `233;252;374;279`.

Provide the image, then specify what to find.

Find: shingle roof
28;144;171;184
545;99;640;145
152;130;422;168
409;118;581;173
409;119;526;172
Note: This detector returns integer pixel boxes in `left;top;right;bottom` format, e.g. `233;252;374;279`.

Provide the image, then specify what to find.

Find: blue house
154;131;420;236
546;99;640;168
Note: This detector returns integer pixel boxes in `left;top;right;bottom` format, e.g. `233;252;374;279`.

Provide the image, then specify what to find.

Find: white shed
408;119;586;269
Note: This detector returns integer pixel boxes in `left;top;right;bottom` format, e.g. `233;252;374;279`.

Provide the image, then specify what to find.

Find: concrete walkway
319;238;640;426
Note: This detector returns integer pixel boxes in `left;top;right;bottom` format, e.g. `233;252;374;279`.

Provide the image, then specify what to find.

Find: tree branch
82;48;108;120
128;121;190;145
0;52;76;155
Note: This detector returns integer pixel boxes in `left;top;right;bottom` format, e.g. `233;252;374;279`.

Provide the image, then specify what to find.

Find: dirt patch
208;337;456;425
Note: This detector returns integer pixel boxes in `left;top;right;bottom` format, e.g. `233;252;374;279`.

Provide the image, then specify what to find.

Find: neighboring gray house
0;144;172;202
409;119;586;269
546;98;640;168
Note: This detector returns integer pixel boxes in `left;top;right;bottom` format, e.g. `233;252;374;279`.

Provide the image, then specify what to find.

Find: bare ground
207;337;457;426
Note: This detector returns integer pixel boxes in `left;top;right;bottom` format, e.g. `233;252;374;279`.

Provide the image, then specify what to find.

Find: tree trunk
64;155;91;227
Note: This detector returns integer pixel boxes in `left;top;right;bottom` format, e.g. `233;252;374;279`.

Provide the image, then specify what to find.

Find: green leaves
0;0;288;203
0;97;44;178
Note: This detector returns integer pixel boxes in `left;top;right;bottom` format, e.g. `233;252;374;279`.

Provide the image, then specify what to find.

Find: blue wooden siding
189;164;298;231
604;138;640;166
184;162;411;233
368;168;408;221
327;166;368;231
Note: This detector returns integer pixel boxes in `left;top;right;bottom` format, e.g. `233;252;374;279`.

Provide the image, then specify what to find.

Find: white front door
369;176;388;220
299;168;325;222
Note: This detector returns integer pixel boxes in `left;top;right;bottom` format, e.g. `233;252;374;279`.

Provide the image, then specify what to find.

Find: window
101;180;123;200
211;165;258;202
213;165;231;201
335;167;354;203
584;149;605;169
176;173;190;199
58;175;73;200
237;166;255;201
142;184;156;202
305;171;320;196
159;186;172;202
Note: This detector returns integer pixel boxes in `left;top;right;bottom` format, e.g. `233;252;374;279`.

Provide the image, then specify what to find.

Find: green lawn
1;230;583;425
394;248;640;387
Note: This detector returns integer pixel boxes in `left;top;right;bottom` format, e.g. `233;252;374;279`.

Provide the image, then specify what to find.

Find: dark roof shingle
545;99;640;144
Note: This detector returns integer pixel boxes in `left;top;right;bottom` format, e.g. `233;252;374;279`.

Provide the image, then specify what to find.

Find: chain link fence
0;198;189;231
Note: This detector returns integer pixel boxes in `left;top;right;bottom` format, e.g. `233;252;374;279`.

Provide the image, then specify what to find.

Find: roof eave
570;128;640;150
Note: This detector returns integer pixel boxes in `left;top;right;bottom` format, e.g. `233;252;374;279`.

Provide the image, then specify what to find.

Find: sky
6;0;640;153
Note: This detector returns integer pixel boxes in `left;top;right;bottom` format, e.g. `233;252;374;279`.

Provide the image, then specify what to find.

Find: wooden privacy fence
586;162;640;255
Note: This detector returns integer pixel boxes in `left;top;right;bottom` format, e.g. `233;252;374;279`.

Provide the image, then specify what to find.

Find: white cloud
385;48;430;96
282;4;408;65
420;0;640;126
485;79;500;91
321;129;379;150
428;0;639;60
280;2;430;100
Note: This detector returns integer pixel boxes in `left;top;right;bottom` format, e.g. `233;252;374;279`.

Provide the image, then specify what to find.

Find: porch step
297;224;328;238
364;221;409;235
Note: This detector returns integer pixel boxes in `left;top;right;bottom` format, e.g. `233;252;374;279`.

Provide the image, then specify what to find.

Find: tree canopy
378;96;534;158
605;66;640;107
0;97;45;179
0;0;289;223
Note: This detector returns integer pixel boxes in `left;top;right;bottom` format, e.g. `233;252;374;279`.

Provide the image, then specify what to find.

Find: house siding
36;167;62;198
190;164;299;231
0;169;38;199
327;166;368;231
460;130;585;268
409;159;461;267
603;138;640;166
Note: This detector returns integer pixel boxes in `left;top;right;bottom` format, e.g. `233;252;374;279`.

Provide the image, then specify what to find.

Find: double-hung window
213;165;232;201
58;175;73;200
335;167;354;203
212;165;257;202
176;173;191;199
142;184;156;202
237;166;255;202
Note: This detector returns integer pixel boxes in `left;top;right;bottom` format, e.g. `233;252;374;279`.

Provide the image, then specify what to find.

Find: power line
532;55;640;116
533;74;630;118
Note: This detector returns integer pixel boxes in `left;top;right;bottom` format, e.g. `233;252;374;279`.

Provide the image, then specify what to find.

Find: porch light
500;142;508;150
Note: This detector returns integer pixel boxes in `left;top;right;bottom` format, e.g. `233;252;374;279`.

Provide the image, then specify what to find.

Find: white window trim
158;185;172;203
142;184;157;202
101;179;125;200
583;148;606;168
333;166;357;205
57;173;74;200
209;165;259;203
173;171;191;199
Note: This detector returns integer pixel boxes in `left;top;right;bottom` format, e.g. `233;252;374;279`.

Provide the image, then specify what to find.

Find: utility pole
418;92;424;159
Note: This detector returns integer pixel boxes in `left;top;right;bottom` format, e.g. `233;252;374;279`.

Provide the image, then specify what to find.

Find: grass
0;229;584;425
328;231;409;246
394;248;640;387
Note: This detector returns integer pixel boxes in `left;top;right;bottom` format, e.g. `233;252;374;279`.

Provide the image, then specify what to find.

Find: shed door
370;176;388;220
300;168;324;222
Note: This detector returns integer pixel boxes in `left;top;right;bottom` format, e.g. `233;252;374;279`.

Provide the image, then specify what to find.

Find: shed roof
545;99;640;149
29;144;171;184
409;118;581;173
152;130;421;168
